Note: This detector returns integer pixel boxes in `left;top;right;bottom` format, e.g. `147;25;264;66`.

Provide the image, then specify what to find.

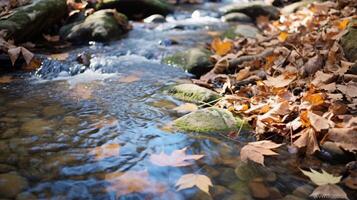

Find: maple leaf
176;173;212;195
89;143;120;160
8;46;34;66
211;38;233;56
106;170;166;197
149;147;204;167
240;140;282;166
301;169;341;185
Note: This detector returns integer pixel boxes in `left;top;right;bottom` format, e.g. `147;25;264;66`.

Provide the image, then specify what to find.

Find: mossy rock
168;83;220;104
174;107;250;133
60;9;130;43
221;13;253;23
163;48;212;77
341;19;357;62
219;1;280;20
96;0;173;20
0;0;67;42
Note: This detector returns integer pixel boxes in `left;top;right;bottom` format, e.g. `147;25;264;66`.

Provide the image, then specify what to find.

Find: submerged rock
0;0;67;42
60;9;130;43
163;48;212;77
143;14;166;23
0;172;28;198
221;13;253;23
341;19;357;62
168;83;220;104
174;107;249;133
234;24;260;38
96;0;173;20
248;178;270;199
219;1;280;20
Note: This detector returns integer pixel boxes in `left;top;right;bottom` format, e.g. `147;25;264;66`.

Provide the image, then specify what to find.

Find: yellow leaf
337;19;350;31
211;38;233;56
150;147;204;167
301;169;341;186
278;31;289;42
303;93;325;106
176;174;213;195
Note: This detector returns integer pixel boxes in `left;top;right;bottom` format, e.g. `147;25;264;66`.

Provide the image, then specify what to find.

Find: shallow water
0;2;355;200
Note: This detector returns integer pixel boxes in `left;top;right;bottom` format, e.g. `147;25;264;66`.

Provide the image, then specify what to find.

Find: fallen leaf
176;174;212;195
19;47;33;65
337;18;350;30
310;184;348;200
235;67;250;81
303;93;325;106
278;31;289;42
326;127;357;152
308;112;334;132
106;170;166;196
0;75;13;84
49;53;69;61
173;103;198;114
43;34;60;42
8;47;21;66
337;82;357;98
90;143;120;160
301;169;341;186
211;38;233;56
240;140;282;166
294;128;320;154
149;147;204;167
301;54;323;77
264;74;296;88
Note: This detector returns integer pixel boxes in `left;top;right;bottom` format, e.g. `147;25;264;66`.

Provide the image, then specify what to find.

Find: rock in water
60;9;130;43
221;13;253;23
341;19;357;62
163;48;212;77
144;14;166;23
168;83;220;104
219;1;280;20
0;172;28;198
174;107;250;133
0;0;67;42
96;0;173;20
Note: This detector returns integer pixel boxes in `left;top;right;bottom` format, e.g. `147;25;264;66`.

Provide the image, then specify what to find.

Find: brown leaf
43;34;60;42
49;53;69;61
20;47;34;65
149;147;204;167
310;184;348;200
211;38;233;56
105;170;166;196
326;127;357;152
337;82;357;98
240;140;282;166
294;128;320;154
308;112;334;132
0;75;13;84
301;54;323;77
235;67;250;81
264;74;296;88
176;174;213;195
7;46;21;66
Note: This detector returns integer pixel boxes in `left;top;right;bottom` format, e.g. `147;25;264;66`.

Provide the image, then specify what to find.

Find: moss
168;84;221;104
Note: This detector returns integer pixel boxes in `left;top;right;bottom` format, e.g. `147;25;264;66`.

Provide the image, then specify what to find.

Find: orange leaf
303;93;325;106
211;38;233;56
337;19;350;30
278;31;289;42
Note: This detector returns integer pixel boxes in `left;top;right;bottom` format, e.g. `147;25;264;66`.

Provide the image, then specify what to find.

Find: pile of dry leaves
195;0;356;156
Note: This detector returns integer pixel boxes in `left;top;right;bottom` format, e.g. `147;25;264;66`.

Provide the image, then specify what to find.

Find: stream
0;1;355;200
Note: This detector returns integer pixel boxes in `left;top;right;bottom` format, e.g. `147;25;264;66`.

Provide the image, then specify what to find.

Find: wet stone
248;178;270;199
144;14;166;23
63;116;80;126
211;185;232;199
218;167;238;186
0;164;16;173
0;172;29;198
268;187;283;199
292;184;314;198
42;105;65;118
20;119;53;135
16;192;37;200
1;128;19;139
283;195;305;200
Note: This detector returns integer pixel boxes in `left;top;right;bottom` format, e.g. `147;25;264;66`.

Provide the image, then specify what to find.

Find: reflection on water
0;2;356;200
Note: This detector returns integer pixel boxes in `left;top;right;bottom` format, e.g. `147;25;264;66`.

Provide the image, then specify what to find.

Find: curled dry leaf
326;127;357;152
308;111;334;132
149;147;204;167
294;128;320;154
176;174;212;195
240;140;282;166
105;170;166;196
301;54;324;77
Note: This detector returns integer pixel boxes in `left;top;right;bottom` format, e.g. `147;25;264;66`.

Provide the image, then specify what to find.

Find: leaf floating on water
90;143;120;160
49;53;69;61
301;169;341;186
105;170;166;197
211;37;233;56
310;184;349;200
240;140;282;166
176;174;212;195
173;103;198;114
150;147;204;167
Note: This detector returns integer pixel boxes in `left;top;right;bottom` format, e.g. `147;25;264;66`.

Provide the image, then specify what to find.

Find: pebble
248;178;270;199
63;116;80;126
292;184;314;198
20;119;53;135
0;172;28;198
42;105;65;117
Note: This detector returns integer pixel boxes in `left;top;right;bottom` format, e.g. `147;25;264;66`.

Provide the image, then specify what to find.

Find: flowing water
0;2;355;200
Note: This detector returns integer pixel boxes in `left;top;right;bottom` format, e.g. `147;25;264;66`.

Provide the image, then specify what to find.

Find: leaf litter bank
185;0;356;198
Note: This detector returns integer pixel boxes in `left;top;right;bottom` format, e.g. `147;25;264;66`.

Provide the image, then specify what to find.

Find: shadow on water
0;1;356;200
